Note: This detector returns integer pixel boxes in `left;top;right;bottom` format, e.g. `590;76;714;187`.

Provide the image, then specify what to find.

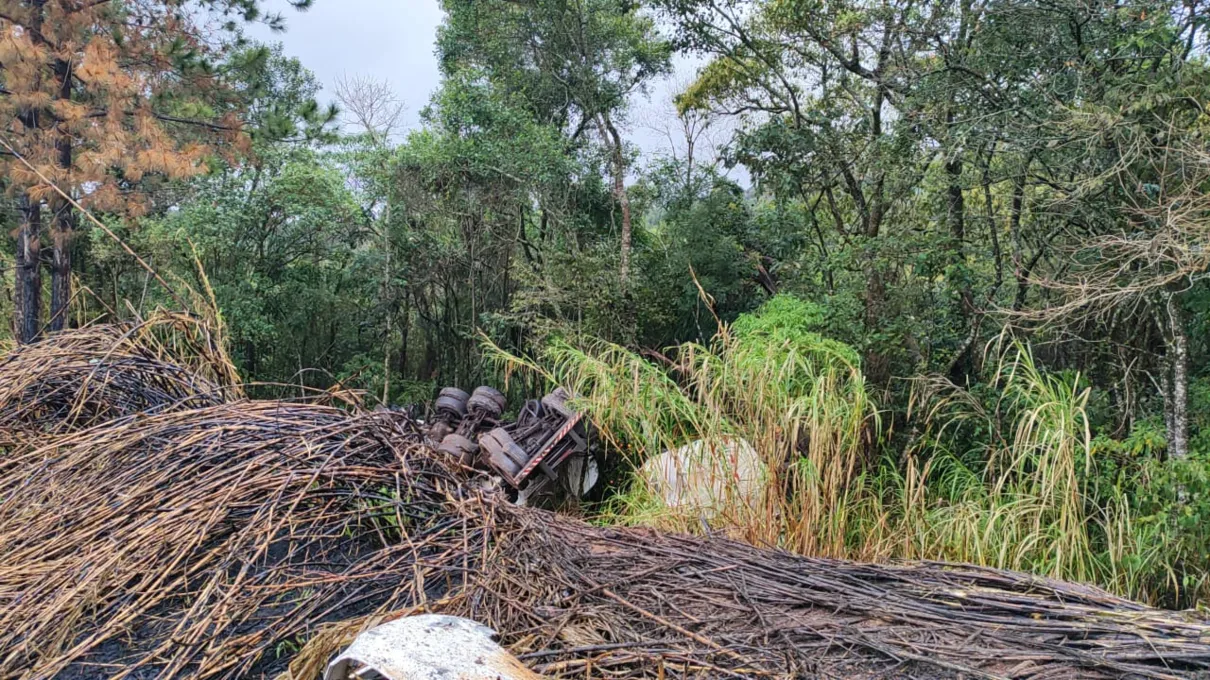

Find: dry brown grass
0;401;455;679
0;313;239;441
285;503;1210;680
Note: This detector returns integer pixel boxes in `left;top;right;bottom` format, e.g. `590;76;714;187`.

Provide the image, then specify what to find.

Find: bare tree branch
334;74;406;146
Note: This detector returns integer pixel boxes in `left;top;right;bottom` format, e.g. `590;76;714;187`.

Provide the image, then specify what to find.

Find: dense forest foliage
3;0;1210;605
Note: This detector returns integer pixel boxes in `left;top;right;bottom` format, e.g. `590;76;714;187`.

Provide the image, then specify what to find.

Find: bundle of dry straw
1;327;1209;680
0;401;459;680
287;503;1210;680
0;315;238;444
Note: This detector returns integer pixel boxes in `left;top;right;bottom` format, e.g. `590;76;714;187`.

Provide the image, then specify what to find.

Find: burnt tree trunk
944;141;976;384
15;197;42;344
14;0;47;343
49;58;75;332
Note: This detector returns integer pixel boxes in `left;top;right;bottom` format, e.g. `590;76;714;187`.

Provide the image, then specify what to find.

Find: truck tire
436;387;469;420
540;388;575;419
437;433;479;466
479;428;528;481
469;386;506;416
467;394;503;418
473;386;507;410
426;420;453;443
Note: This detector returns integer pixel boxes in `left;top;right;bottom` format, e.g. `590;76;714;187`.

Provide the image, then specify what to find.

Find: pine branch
152;113;239;132
0;133;187;310
0;12;49;45
82;108;239;132
66;0;115;14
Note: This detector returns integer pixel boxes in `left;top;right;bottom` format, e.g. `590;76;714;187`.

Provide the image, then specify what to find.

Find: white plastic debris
638;438;766;521
324;614;540;680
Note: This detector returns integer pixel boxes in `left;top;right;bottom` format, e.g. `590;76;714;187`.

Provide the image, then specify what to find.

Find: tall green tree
659;0;1210;444
437;0;670;291
0;0;316;342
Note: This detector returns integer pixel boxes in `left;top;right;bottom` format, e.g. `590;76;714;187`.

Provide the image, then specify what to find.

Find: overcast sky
248;0;446;132
247;0;740;179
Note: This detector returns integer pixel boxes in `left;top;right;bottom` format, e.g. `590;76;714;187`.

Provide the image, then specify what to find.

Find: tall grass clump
487;295;876;555
900;342;1100;581
902;340;1210;606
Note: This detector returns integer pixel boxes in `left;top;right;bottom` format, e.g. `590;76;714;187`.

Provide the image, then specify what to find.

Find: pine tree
0;0;313;342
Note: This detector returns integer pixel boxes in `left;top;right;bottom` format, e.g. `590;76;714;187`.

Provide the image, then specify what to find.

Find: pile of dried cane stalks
290;509;1210;680
1;326;1209;680
0;315;237;446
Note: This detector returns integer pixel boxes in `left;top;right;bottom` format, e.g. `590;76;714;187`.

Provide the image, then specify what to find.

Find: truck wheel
438;433;479;466
467;393;503;418
540;388;575;419
471;386;506;413
436;387;469;420
479;428;528;481
426;420;453;443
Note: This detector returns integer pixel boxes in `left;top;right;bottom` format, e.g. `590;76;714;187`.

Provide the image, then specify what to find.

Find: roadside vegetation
492;295;1210;606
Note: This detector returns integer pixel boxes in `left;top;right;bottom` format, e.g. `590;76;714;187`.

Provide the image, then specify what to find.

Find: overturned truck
428;385;600;506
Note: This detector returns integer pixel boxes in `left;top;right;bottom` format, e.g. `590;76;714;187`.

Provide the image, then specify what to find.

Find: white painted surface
324;615;540;680
639;438;766;519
